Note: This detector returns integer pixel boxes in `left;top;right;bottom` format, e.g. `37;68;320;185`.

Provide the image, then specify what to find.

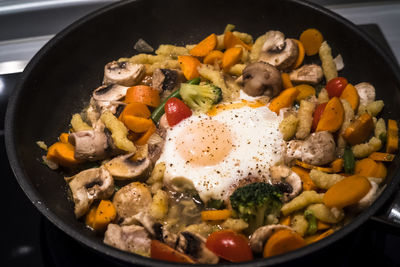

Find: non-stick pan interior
6;0;400;265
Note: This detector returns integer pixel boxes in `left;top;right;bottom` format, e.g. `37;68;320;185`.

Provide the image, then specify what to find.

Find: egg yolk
176;119;232;166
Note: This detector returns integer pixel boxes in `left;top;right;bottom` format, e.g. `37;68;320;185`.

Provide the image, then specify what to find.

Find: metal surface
387;191;400;224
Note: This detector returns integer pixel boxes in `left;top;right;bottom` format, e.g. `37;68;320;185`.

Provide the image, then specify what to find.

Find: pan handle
370;189;400;233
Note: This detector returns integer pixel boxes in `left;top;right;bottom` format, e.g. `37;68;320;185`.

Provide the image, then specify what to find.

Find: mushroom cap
242;62;282;97
302;131;336;166
112;182;152;220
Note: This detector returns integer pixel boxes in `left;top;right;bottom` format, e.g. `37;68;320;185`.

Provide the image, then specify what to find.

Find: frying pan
5;0;400;265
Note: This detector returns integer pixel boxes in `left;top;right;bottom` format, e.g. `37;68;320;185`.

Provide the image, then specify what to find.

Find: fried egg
157;97;285;202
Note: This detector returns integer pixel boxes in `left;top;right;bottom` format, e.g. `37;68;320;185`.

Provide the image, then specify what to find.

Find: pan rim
5;0;400;266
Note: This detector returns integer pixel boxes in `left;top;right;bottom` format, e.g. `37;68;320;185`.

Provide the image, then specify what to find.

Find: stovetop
3;2;400;267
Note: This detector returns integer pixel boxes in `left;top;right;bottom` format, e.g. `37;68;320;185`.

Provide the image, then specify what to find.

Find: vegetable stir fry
39;25;398;263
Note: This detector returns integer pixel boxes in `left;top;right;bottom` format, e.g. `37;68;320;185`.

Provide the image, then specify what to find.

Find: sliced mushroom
301;131;336;165
283;171;302;201
112;182;152;221
152;68;180;92
103;61;145;87
104;224;151;255
103;153;151;180
129;211;178;246
355;82;376;106
270;165;302;201
162;227;179;248
94;99;121;114
334;54;344;71
176;231;219;264
148;141;165;165
92;84;128;114
158;114;170;136
262;31;286;52
350;181;379;212
69;130;110;161
131;211;163;239
66;167;114;218
93;84;129;102
242;62;282;97
270;165;291;181
289;64;323;85
259;31;299;71
250;224;291;253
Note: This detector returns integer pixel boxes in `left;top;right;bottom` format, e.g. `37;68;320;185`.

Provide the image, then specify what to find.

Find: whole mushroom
284;131;336;166
242;62;282;97
112;182;152;222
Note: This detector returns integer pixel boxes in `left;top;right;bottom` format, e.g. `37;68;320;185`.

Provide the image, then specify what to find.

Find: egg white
157;100;285;203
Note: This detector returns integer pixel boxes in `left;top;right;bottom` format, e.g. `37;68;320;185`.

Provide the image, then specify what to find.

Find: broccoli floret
230;182;283;234
180;83;222;113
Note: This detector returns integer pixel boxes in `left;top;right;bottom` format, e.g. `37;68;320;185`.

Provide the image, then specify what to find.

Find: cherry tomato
312;102;327;131
326;77;348;98
151;240;194;263
206;230;253;262
164;97;192;126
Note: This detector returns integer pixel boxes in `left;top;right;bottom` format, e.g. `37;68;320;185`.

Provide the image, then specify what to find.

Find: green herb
343;147;355;174
304;210;318;235
379;132;387;144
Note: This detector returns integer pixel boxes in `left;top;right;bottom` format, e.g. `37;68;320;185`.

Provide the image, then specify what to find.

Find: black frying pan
5;0;400;266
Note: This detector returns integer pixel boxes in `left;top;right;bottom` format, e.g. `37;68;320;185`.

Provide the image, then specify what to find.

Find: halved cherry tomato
205;230;253;262
326;77;348;98
312;102;327;132
165;97;192;126
150;240;195;263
